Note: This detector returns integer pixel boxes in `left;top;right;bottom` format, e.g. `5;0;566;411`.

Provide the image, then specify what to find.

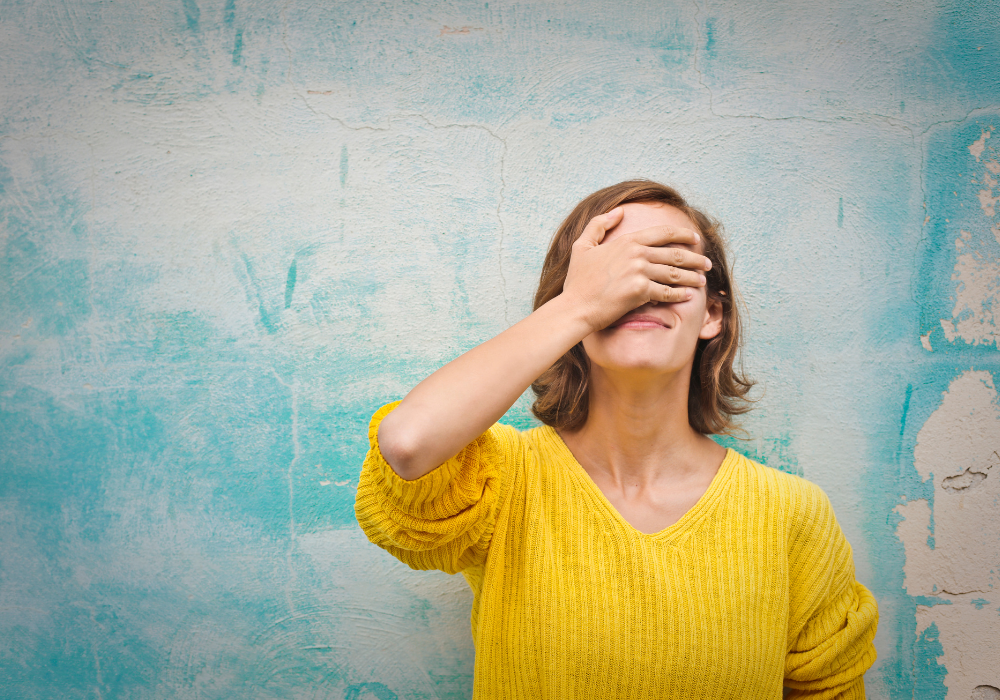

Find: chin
585;332;696;376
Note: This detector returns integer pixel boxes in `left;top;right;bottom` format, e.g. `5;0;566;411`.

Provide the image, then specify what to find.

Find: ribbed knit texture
355;403;879;699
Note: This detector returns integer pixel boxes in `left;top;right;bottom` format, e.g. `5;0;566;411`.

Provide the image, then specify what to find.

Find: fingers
644;261;707;289
576;207;625;247
645;245;712;272
628;224;701;249
651;282;693;303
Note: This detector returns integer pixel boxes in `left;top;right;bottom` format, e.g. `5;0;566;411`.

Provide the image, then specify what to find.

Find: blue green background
2;0;998;697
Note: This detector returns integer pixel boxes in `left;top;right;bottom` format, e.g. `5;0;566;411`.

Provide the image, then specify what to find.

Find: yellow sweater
355;403;878;699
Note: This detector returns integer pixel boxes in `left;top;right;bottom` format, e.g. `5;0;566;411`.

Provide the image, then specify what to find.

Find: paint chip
440;25;484;35
978;189;998;218
970;129;991;162
920;334;932;351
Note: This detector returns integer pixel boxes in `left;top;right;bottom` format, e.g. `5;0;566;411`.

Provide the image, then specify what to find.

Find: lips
609;313;671;329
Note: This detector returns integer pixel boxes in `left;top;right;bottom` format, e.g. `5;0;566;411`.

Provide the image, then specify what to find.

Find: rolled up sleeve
784;484;879;699
354;402;524;575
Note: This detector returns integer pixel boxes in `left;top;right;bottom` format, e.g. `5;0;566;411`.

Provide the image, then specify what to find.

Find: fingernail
694;231;701;241
704;259;712;270
699;274;707;285
610;207;622;216
685;288;693;299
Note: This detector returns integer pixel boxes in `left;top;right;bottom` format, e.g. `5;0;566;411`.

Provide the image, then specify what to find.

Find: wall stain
439;26;483;36
913;622;948;699
232;29;244;65
913;596;952;608
238;251;277;334
284;258;297;309
704;17;716;53
182;0;200;31
344;682;398;700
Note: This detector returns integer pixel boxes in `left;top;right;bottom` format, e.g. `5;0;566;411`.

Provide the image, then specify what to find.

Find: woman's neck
560;363;724;489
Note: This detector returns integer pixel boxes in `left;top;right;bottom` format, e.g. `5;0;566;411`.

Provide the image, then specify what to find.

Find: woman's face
581;201;723;379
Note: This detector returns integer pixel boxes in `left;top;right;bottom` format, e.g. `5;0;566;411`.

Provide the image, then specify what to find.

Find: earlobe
698;299;724;340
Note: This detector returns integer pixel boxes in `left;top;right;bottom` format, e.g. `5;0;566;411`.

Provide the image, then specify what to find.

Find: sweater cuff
786;676;865;700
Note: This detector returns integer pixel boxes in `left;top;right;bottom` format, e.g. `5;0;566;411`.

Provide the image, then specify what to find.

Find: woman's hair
530;179;754;435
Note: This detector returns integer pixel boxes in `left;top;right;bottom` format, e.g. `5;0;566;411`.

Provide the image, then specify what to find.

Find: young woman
355;180;878;699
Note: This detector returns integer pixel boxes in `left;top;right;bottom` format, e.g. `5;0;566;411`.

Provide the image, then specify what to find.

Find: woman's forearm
377;292;592;480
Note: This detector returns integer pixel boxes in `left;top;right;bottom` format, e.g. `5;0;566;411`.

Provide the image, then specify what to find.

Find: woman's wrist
539;290;602;342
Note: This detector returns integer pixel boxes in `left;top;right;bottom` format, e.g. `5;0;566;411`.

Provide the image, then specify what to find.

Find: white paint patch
916;602;1000;700
895;370;1000;698
969;129;991;161
979;188;999;219
940;236;1000;347
940;129;1000;346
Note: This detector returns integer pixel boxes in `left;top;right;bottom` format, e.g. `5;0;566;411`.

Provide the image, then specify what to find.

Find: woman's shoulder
732;450;829;495
729;450;838;527
519;423;581;467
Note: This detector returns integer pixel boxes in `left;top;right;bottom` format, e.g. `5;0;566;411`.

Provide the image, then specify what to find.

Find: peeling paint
970;129;991;161
939;128;1000;348
897;371;1000;596
895;371;1000;697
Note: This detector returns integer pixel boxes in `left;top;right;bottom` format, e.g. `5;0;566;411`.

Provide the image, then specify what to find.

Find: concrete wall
1;1;998;698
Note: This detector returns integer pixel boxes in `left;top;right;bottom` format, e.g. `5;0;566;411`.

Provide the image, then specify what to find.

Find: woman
355;180;878;698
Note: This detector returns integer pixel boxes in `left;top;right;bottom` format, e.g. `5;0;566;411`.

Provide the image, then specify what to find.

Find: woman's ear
699;297;724;340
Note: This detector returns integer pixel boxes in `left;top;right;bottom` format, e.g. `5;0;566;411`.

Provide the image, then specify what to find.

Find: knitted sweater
355;403;879;699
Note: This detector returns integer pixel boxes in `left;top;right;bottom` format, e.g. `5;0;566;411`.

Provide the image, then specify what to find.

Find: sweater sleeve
353;401;524;575
783;482;879;700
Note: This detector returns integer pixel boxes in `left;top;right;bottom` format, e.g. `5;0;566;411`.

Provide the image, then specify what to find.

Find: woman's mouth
610;313;671;329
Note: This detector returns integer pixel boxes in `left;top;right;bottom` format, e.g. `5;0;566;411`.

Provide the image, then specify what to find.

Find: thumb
577;206;624;247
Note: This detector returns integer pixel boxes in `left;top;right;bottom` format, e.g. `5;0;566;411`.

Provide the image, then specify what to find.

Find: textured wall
1;0;998;698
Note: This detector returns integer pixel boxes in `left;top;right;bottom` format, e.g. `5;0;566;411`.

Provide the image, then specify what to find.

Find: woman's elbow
377;416;428;480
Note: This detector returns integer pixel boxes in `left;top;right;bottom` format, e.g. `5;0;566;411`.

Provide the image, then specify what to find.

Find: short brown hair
530;179;754;435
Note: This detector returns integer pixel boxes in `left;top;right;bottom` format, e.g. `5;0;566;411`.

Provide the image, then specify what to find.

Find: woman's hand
562;207;713;333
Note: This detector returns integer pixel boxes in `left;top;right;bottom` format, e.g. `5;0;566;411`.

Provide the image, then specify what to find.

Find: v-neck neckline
541;425;738;544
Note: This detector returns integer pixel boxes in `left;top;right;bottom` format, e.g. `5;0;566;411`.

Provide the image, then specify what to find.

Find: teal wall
2;1;999;697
